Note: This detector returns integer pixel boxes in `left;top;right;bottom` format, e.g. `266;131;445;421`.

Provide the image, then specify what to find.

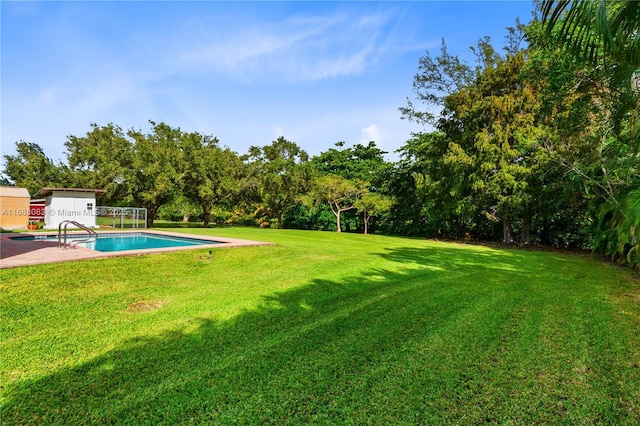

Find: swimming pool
2;231;270;268
13;232;220;252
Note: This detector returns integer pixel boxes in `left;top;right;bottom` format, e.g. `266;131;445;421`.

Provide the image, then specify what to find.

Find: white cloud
360;124;382;143
178;8;406;83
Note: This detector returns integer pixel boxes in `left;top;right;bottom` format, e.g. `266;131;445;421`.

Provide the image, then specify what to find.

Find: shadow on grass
3;245;638;424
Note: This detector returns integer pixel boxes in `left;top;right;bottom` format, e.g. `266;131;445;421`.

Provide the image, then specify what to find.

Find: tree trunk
328;202;341;232
363;211;369;235
182;215;190;222
200;202;211;228
503;216;513;244
520;210;532;244
146;205;157;228
278;213;284;229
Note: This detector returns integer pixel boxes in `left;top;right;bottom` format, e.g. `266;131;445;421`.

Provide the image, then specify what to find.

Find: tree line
2;124;392;235
2;2;638;268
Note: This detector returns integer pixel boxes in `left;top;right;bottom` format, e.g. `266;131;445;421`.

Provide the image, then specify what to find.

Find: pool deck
0;230;272;269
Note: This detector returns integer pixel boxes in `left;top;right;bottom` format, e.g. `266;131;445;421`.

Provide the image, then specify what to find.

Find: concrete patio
0;230;271;269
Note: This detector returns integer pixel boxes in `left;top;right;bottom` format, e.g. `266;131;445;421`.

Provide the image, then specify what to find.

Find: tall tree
391;132;481;238
402;37;549;243
2;141;66;196
246;137;313;229
400;39;474;126
181;132;244;228
312;141;390;232
534;5;640;266
312;141;389;183
128;122;183;228
355;192;393;235
64;123;133;205
312;175;367;233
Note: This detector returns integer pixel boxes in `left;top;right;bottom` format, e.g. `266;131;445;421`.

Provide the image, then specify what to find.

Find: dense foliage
2;2;637;267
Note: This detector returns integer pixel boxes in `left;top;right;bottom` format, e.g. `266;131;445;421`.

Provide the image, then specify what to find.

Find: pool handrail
58;221;98;250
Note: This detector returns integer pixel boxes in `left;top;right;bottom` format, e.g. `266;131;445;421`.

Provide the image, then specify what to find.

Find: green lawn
96;216;146;228
1;228;639;424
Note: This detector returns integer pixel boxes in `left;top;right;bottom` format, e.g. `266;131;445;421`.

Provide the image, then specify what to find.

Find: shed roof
0;186;30;198
34;188;107;197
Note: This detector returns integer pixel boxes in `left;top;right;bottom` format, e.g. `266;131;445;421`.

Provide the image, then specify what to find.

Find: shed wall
44;191;98;229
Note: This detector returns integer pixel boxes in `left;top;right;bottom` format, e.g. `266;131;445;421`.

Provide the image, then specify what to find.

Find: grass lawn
1;228;639;424
96;216;146;228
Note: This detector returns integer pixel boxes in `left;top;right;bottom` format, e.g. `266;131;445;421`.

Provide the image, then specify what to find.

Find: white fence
97;206;147;229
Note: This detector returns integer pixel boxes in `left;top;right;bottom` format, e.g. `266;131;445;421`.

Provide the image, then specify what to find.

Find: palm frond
542;0;640;77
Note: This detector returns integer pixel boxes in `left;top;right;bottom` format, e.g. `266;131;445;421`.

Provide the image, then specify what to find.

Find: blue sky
1;1;535;164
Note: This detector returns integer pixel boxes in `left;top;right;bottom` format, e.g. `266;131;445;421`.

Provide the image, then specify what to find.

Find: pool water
15;233;219;252
86;233;217;252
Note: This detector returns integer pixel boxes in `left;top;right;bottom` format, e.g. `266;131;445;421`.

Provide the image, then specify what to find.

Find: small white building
35;188;107;230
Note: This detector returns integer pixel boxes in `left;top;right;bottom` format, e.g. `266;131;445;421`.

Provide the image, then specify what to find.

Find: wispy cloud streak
179;8;410;83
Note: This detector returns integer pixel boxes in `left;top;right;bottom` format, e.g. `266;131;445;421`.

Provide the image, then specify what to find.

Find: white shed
34;188;107;230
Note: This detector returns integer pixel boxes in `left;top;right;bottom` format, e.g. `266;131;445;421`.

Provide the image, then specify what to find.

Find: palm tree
542;0;639;81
